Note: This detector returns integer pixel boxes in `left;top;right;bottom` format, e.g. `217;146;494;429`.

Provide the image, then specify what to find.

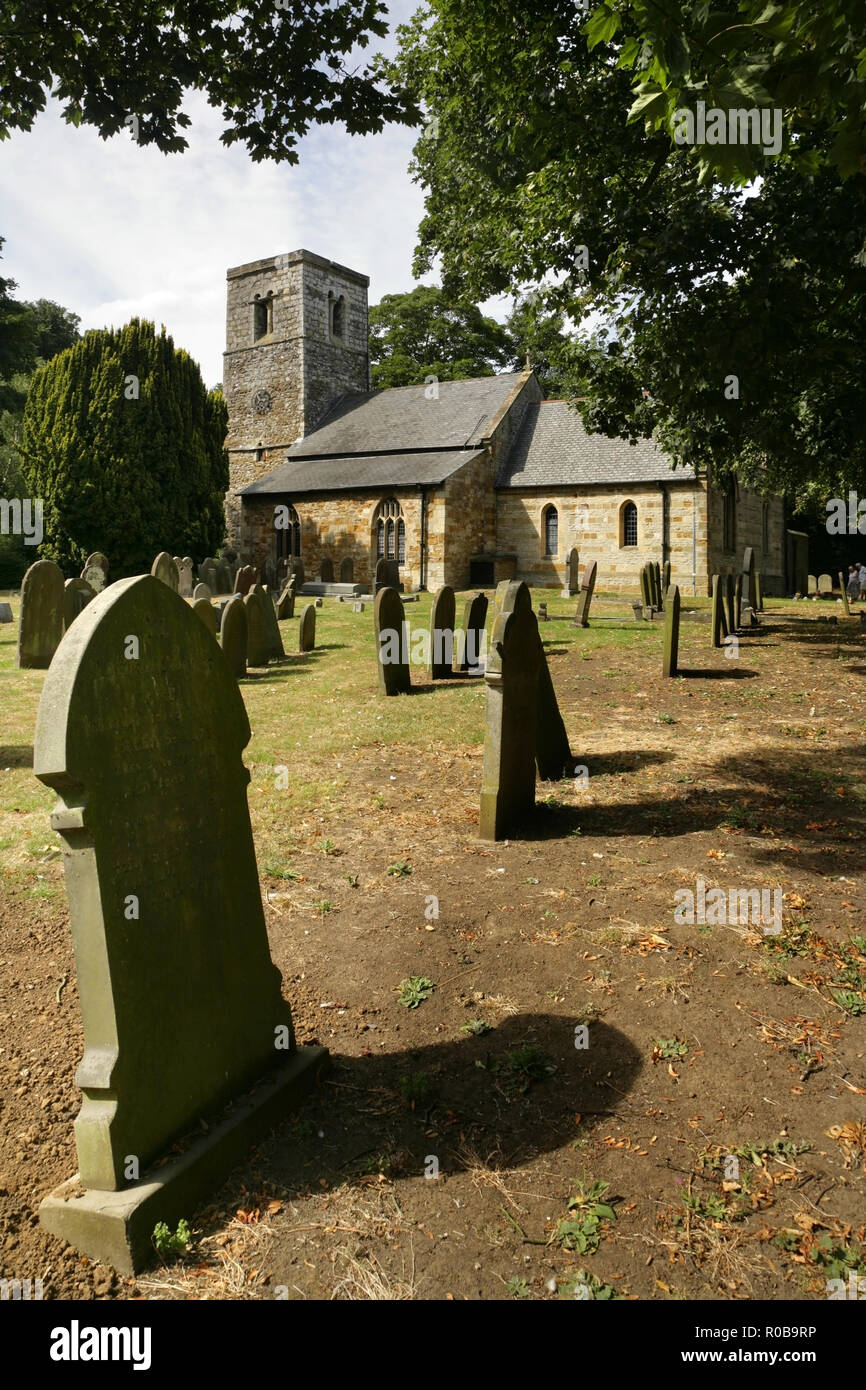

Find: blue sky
1;1;508;389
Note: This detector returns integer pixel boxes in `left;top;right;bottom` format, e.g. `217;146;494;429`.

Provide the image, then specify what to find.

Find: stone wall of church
706;484;787;594
495;481;710;594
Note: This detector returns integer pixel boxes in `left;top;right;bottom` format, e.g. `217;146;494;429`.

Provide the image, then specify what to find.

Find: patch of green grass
586;873;603;887
657;713;676;725
399;1072;432;1106
831;989;866;1016
395;975;434;1009
264;864;301;880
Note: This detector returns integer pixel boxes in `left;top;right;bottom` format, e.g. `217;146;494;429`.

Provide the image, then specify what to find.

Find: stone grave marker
429;586;455;679
259;584;285;661
663;560;671;592
151;552;179;591
234;565;257;597
807;574;817;595
537;602;549;621
571;559;597;628
18;559;65;668
818;573;833;595
639;564;652;610
63;577;96;631
755;573;764;611
178;558;195;599
220;594;247;679
710;574;724;648
276;583;295;620
653;561;663;610
562;547;580;597
374;587;409;694
839;572;851;616
315;597;323;608
243;588;270;666
0;601;12;623
374;557;400;593
734;573;743;629
479;602;540;840
81;554;109;593
198;558;218;593
662;583;681;678
353;601;366;613
33;575;324;1272
742;547;757;609
193;598;218;637
193;582;212;604
455;593;488;673
298;603;316;653
724;574;736;634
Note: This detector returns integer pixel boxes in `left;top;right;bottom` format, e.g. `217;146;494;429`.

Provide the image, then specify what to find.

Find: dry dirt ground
1;592;864;1301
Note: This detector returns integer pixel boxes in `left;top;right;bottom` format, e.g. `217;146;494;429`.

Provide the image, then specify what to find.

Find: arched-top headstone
817;573;833;595
193;598;218;637
479;602;542;840
455;592;488;673
32;575;300;1193
243;588;269;666
807;574;817;595
234;565;256;597
193;582;212;604
178;557;195;599
18;559;65;669
220;593;247;679
320;558;334;584
81;554;109;593
151;552;179;592
340;557;354;583
374;587;409;694
298;603;316;653
429;586;456;679
63;577;96;631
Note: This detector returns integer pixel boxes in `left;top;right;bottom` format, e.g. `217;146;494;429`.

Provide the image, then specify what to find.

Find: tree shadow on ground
255;1014;643;1194
673;667;759;680
0;744;33;768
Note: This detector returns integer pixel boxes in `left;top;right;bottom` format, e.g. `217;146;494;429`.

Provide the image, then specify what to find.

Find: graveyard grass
1;590;865;1301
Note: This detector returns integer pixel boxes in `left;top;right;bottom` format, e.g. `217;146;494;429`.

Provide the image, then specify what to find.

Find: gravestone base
40;1045;327;1274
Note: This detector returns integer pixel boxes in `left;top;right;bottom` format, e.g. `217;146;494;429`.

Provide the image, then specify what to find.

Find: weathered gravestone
177;558;195;599
537;602;549;621
33;575;324;1272
663;560;671;593
220;593;247;679
724;574;736;634
276;582;295;620
818;573;833;595
18;559;65;669
260;556;277;590
562;548;580;597
639;564;652;610
353;601;366;613
571;559;597;628
374;587;410;695
454;592;488;673
0;601;12;623
653;562;663;611
839;572;851;616
81;554;109;593
429;586;455;679
755;573;764;611
298;603;316;653
807;574;817;595
212;560;230;595
234;565;257;597
259;584;285;661
710;574;727;648
151;552;179;591
193;598;218;637
662;584;681;678
742;547;757;610
198;559;218;593
244;588;270;666
375;557;399;594
734;573;743;629
63;578;96;631
290;557;305;591
193;583;212;604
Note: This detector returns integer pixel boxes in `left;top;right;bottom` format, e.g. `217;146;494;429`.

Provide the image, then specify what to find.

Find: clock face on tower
252;389;272;415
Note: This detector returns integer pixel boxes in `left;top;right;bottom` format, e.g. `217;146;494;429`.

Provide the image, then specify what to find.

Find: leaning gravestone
33;575;324;1272
429;586;456;679
839;572;851;616
177;558;195;599
151;552;179;592
562;548;580;597
454;592;488;673
220;594;247;679
276;583;295;620
374;587;410;695
193;582;212;604
724;574;736;634
710;574;726;648
63;577;96;631
18;559;65;669
0;601;12;623
662;583;681;678
244;588;270;666
234;565;257;597
298;603;316;653
258;584;285;661
490;580;573;787
193;598;218;637
571;559;597;628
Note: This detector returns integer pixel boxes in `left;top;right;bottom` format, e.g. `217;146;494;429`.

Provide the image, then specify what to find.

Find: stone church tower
222;249;370;549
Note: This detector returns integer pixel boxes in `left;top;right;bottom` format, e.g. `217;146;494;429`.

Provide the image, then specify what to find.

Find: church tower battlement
223;249;369;546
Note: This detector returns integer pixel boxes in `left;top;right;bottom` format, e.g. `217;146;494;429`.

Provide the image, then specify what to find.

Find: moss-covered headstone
34;575;324;1271
298;602;316;653
63;578;96;631
374;587;409;694
193;598;218;636
81;554;108;593
18;559;65;669
571;559;597;628
662;583;681;677
151;552;179;591
220;593;247;679
639;565;651;610
429;586;455;679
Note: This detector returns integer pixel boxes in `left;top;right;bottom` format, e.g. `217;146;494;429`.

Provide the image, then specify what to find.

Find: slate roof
242;449;486;496
496;400;694;488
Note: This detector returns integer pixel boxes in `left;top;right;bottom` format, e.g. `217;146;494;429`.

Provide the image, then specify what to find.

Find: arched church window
377;519;385;559
544;505;558;556
621;501;638;547
274;502;300;566
253;291;273;341
397;518;405;565
374;497;405;566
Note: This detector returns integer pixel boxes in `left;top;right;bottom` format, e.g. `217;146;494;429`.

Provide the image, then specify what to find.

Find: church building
223;249;787;594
